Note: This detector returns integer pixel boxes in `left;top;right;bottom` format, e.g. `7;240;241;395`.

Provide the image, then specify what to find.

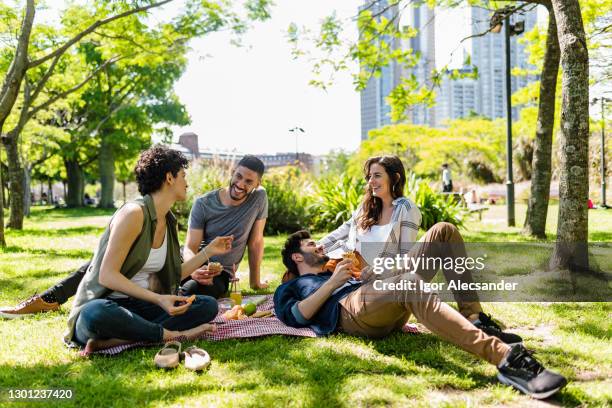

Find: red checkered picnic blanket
84;295;314;356
82;295;420;356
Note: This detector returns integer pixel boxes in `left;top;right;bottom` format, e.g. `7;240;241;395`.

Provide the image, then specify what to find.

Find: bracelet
202;246;209;262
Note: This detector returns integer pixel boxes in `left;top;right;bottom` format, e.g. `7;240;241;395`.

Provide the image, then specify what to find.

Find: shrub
309;174;365;231
262;166;312;235
406;173;465;230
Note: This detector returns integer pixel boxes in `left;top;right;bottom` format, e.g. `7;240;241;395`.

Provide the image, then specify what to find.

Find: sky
168;1;486;156
169;0;364;156
42;1;551;156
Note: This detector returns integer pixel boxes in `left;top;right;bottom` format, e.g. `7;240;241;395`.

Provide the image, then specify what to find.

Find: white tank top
356;223;393;266
109;231;168;299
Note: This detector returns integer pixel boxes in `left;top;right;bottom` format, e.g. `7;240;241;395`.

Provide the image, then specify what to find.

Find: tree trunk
47;178;54;204
3;138;25;229
98;139;115;208
549;0;590;271
122;181;126;204
65;159;84;207
24;165;31;217
0;147;5;247
524;5;560;239
0;0;35;134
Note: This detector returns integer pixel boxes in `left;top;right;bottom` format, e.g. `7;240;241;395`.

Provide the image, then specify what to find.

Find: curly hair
134;144;189;195
358;155;406;230
281;230;311;283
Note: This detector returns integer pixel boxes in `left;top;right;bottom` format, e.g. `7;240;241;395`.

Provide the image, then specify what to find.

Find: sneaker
0;295;60;318
473;312;523;344
497;344;567;399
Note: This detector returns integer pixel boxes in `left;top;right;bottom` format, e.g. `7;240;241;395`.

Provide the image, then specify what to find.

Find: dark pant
74;295;218;346
180;271;231;299
43;261;90;304
442;181;453;192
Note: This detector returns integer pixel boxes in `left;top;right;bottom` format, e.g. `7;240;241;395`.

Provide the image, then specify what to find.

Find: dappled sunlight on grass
0;206;610;406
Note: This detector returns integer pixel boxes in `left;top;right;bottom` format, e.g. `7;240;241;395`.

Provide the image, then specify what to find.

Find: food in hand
342;250;363;279
208;262;223;274
242;302;257;316
177;294;196;306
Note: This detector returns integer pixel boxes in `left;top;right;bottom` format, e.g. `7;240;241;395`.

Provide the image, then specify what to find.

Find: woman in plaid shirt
314;155;521;344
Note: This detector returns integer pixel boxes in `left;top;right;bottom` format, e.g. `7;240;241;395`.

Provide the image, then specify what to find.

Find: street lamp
289;127;305;163
490;7;525;227
592;97;610;208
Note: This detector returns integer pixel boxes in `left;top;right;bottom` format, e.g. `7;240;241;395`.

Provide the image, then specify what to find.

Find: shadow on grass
0;267;77;295
0;333;591;407
28;206;116;220
6;226;104;238
0;246;91;259
0;361;240;407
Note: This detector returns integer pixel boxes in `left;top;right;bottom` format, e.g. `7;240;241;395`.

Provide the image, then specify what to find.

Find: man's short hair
442;163;448;168
237;155;265;178
135;144;189;195
281;230;311;282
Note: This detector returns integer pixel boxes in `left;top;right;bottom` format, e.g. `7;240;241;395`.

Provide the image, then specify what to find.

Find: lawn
0;204;610;407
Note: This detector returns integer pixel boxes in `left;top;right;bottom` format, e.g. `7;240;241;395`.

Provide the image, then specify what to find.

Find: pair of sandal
154;341;211;371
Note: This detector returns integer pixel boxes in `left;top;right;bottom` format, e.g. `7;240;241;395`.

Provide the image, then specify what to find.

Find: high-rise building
435;67;477;124
404;2;437;126
359;0;401;140
470;6;538;120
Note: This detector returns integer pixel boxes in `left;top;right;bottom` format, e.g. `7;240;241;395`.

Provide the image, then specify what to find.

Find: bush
262;166;312;235
309;174;365;232
406;173;465;230
174;158;232;229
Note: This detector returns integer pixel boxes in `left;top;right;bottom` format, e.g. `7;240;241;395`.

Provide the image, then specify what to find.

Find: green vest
64;195;182;345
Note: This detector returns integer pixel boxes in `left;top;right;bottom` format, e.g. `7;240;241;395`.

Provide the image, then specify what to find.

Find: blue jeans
74;295;218;346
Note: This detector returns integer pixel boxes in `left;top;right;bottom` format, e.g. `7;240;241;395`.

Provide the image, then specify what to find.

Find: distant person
84;193;95;206
442;163;453;192
41;192;48;205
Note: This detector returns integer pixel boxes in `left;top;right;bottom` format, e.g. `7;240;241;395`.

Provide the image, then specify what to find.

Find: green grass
0;204;610;407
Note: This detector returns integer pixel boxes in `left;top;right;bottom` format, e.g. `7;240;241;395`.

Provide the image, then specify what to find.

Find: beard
302;252;329;268
228;182;251;201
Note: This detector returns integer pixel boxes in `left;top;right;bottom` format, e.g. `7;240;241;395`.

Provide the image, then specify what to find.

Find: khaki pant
339;222;509;365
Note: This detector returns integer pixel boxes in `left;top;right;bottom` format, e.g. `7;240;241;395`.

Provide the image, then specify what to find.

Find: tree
292;0;600;270
549;0;591;271
523;2;560;238
0;0;273;243
0;0;173;230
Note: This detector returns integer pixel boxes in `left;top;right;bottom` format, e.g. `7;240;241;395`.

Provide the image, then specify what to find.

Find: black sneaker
497;344;567;399
473;312;523;344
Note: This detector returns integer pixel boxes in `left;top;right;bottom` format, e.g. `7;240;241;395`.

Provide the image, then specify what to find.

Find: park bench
467;204;489;221
441;192;489;220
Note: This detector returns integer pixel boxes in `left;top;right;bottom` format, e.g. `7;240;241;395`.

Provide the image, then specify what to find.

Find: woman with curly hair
64;145;233;352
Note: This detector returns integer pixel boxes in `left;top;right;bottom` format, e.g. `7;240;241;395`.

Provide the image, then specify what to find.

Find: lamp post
289;127;304;163
592;97;610;208
490;8;524;227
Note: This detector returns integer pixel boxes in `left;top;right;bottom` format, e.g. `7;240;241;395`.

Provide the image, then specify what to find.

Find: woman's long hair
358;155;406;231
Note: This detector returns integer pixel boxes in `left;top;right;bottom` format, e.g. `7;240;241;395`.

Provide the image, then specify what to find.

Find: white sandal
183;346;211;371
154;341;182;369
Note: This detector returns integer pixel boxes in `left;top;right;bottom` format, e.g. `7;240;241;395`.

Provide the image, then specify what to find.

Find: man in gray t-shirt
181;155;269;298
